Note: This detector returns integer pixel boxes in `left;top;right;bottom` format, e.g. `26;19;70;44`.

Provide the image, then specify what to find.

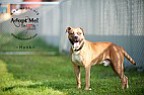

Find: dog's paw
85;87;92;91
77;86;81;89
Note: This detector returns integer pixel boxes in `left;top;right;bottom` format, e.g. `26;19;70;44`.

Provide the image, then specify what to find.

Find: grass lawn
0;38;144;95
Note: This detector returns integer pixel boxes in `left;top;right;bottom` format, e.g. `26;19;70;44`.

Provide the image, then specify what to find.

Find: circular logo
10;7;39;40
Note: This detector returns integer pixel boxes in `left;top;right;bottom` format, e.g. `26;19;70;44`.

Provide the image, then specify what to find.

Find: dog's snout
74;36;78;39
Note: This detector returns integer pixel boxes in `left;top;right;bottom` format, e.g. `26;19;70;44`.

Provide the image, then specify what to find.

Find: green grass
0;56;67;95
0;37;144;95
0;55;144;95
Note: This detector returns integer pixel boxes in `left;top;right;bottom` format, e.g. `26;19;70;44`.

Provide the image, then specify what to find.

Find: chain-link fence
0;0;144;71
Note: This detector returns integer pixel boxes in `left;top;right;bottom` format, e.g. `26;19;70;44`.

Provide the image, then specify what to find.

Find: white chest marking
72;52;83;66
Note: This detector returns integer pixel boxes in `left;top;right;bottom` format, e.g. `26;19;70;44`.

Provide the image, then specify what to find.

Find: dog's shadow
2;80;74;92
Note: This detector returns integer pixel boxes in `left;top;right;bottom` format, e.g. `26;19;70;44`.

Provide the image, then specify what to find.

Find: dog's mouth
72;38;83;50
69;37;80;44
69;38;81;47
73;38;81;44
73;39;79;43
69;37;84;51
73;41;80;50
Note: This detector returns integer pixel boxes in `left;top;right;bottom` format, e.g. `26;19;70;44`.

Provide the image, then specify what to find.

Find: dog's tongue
73;42;79;49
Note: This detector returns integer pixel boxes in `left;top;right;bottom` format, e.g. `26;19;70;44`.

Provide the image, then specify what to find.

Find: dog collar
73;41;84;52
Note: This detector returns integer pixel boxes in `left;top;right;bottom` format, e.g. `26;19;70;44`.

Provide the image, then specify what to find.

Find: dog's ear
66;27;72;33
79;27;84;35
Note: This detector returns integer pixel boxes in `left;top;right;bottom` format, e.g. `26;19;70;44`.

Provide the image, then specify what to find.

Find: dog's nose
74;36;78;39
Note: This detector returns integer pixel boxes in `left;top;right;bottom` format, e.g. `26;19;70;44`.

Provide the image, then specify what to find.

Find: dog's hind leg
85;66;92;90
110;51;128;89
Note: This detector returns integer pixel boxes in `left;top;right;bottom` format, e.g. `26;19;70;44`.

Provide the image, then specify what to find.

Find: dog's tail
122;49;136;65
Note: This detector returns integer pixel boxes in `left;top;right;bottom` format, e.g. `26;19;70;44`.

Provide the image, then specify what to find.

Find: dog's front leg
85;66;92;90
73;64;81;89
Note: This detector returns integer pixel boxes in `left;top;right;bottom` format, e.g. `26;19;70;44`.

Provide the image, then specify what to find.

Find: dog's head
66;27;85;51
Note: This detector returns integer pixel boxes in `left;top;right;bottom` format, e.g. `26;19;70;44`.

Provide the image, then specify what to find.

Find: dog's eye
69;32;74;35
77;32;81;35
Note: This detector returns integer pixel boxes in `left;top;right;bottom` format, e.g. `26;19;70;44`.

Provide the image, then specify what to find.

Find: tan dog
66;27;136;90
